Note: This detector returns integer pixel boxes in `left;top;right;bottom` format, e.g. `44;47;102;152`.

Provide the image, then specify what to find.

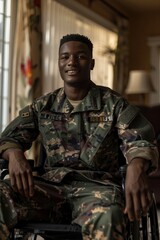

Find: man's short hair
59;34;93;53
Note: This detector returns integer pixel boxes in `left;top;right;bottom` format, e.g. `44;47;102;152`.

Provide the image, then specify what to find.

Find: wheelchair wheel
126;220;140;240
9;228;36;240
148;196;159;240
127;196;159;240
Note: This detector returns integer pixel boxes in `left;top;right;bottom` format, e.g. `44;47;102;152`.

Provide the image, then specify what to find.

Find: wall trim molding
56;0;118;33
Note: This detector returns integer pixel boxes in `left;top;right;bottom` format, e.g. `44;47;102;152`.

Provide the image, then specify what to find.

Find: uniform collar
51;84;102;113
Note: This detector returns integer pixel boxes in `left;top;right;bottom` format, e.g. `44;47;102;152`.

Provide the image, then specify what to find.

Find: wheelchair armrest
119;165;127;178
0;158;9;170
119;165;127;191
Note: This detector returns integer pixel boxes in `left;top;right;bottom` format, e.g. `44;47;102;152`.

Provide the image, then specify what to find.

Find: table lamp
125;70;155;105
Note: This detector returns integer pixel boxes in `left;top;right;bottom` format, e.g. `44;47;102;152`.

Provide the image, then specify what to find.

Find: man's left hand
124;158;152;221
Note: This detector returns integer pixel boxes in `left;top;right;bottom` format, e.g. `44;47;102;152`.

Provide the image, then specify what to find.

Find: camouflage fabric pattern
0;178;126;240
0;85;158;182
0;84;159;239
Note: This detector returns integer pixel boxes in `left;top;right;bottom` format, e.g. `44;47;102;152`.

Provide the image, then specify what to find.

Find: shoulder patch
19;105;33;123
19;106;31;118
117;105;140;127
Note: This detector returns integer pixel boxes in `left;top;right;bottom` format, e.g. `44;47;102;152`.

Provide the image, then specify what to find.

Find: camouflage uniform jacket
0;85;158;185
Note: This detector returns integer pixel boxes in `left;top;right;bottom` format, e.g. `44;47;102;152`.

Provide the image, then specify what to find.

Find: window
41;0;118;94
0;0;13;132
0;0;16;132
148;36;160;105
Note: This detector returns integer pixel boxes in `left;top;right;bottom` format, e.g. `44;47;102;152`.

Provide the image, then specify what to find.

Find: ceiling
113;0;160;12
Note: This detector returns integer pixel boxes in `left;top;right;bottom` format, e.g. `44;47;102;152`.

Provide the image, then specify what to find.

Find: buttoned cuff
126;146;159;174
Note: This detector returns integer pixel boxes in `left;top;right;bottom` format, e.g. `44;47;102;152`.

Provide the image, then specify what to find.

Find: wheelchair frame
0;159;159;240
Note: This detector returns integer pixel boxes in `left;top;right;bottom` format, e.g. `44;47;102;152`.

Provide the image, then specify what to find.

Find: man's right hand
2;148;34;198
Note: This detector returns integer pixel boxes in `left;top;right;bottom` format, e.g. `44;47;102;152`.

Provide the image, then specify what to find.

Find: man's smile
66;70;79;76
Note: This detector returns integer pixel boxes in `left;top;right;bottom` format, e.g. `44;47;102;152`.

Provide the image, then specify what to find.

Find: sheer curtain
9;0;42;159
113;18;129;94
41;0;118;94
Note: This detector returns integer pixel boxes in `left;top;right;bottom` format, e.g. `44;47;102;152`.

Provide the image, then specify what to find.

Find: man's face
58;41;94;87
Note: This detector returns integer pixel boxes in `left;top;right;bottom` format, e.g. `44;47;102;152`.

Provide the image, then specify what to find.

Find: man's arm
116;102;159;221
0;104;39;198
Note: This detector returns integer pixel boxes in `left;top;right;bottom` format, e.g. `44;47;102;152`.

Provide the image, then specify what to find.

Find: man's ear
90;59;95;70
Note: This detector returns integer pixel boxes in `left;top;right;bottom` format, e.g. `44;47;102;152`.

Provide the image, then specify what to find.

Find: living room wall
129;11;160;71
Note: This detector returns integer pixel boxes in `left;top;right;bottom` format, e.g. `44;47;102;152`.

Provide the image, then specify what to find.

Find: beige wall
129;11;160;71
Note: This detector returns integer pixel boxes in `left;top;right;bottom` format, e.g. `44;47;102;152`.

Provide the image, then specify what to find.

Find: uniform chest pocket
38;112;66;139
84;113;113;135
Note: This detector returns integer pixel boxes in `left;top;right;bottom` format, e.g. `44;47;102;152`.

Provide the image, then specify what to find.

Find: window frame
0;0;17;132
148;36;160;105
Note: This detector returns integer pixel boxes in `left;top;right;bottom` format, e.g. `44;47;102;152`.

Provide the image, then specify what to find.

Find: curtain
113;17;129;94
11;0;42;119
10;0;42;160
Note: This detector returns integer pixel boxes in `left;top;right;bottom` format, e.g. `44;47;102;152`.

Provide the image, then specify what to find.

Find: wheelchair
0;158;159;240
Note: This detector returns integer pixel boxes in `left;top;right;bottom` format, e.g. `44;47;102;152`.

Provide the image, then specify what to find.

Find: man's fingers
132;193;142;220
125;190;152;221
27;173;34;197
21;172;30;198
20;170;34;198
10;171;34;198
124;193;135;221
140;190;152;216
10;175;18;193
15;174;24;195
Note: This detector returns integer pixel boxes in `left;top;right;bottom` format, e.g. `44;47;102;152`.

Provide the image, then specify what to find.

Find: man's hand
124;158;152;221
2;148;34;198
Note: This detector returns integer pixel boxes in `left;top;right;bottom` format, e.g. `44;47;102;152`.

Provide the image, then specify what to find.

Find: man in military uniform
0;34;158;239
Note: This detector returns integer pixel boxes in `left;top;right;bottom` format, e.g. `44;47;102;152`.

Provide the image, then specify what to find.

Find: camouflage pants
0;178;126;240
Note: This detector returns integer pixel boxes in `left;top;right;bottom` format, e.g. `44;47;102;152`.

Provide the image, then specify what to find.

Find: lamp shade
125;70;154;94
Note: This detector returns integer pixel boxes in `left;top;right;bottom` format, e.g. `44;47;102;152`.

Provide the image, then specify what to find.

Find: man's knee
0;180;17;228
79;204;126;240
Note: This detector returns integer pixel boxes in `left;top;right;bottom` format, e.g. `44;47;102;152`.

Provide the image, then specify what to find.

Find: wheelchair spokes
126;198;159;240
